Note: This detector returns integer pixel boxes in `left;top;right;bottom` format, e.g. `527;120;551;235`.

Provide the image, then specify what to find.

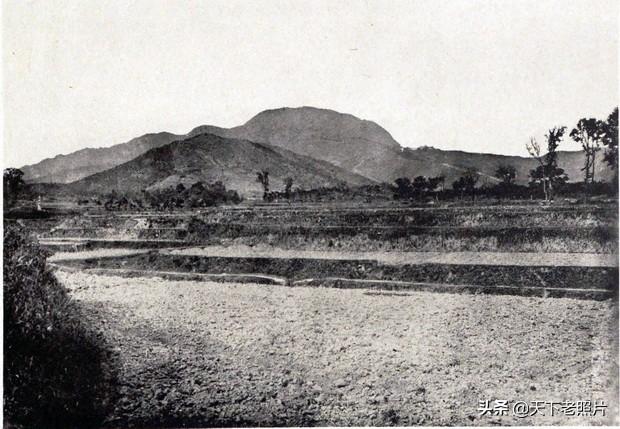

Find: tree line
391;107;618;203
104;181;242;211
525;107;617;201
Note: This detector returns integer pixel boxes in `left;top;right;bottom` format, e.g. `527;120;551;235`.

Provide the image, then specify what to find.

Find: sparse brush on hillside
3;225;115;428
284;183;394;203
143;181;242;210
98;181;243;211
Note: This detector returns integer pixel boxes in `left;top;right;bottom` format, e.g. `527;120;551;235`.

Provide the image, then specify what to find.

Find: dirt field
49;245;618;267
164;245;617;267
58;271;619;426
29;202;620;425
49;248;152;261
48;245;617;267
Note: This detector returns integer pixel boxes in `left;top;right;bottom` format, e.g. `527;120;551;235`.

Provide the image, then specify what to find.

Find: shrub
143;181;242;210
3;224;115;428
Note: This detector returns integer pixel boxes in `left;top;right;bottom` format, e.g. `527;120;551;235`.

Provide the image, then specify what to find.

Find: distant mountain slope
21;132;183;183
189;107;612;185
388;146;613;185
22;105;613;186
189;107;402;176
21;107;403;184
67;133;372;197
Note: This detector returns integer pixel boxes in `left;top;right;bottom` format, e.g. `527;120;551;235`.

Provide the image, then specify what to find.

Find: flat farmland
59;271;618;427
36;202;619;425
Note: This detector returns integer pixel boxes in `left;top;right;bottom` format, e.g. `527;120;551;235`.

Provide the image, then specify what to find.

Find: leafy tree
529;164;568;198
495;164;517;184
544;127;564;164
394;177;413;200
394;175;444;200
427;175;445;201
3;168;25;208
494;164;517;200
212;181;226;194
190;181;205;193
602;107;618;171
284;177;294;199
146;180;241;210
461;167;480;202
451;177;466;199
256;171;270;200
428;175;445;192
176;183;186;193
452;169;478;201
411;176;429;198
570;118;604;185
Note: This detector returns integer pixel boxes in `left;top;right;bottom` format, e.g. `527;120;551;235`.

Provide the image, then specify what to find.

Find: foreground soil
58;271;619;427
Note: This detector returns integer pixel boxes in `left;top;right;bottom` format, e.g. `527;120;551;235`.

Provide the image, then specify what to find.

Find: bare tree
526;137;549;201
526;128;567;201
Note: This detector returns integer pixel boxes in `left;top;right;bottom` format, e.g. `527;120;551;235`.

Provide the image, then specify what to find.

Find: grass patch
3;225;116;428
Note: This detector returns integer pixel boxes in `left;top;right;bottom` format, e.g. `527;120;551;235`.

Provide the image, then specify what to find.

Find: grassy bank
3;226;116;428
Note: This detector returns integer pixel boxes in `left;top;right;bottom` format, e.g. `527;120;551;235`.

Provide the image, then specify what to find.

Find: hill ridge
67;133;373;197
20;106;613;186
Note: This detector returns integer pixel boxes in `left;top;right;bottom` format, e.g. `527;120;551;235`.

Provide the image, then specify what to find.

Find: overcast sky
3;0;618;167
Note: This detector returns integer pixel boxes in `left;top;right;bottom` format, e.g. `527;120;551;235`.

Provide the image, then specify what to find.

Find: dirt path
164;245;618;267
48;248;153;261
58;271;618;426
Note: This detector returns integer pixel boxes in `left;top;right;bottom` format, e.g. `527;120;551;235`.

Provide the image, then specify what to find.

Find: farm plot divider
53;252;618;300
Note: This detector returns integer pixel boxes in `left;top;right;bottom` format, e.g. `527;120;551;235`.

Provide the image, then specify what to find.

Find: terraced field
36;202;619;425
40;204;618;253
60;271;618;426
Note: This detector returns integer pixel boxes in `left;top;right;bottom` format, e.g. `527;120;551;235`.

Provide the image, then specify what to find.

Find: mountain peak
244;106;398;140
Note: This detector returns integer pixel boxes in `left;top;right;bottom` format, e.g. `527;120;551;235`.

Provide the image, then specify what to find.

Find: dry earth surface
164;245;618;267
49;248;152;261
48;245;617;267
57;271;619;427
